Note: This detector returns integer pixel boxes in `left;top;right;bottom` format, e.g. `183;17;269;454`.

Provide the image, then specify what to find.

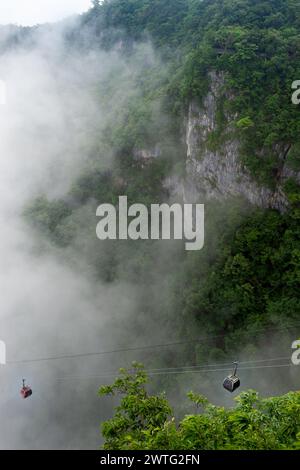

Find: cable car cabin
20;380;32;399
223;362;240;393
223;375;240;393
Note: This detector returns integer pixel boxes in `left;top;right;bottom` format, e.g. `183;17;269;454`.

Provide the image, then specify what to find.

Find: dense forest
9;0;300;449
25;0;300;356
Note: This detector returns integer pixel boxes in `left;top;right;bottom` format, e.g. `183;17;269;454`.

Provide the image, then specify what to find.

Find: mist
0;15;205;450
0;0;91;26
0;20;172;449
0;11;298;451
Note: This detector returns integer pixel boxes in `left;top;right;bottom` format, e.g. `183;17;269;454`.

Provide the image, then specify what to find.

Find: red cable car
20;379;33;399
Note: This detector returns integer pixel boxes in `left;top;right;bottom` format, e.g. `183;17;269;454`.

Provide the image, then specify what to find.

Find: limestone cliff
184;71;297;211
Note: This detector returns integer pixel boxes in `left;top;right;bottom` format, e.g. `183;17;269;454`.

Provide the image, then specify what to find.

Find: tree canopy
100;364;300;450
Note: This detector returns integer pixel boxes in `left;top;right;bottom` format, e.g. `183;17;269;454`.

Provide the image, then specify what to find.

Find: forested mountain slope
19;0;300;367
1;0;299;405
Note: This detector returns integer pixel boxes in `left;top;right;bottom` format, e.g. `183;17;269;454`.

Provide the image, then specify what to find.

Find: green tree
100;365;300;450
99;363;172;450
91;0;100;8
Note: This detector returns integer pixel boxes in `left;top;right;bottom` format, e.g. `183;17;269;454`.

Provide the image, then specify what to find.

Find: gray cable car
223;362;240;393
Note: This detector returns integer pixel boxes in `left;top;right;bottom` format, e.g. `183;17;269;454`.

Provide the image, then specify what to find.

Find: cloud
0;22;137;450
0;0;91;26
0;20;177;449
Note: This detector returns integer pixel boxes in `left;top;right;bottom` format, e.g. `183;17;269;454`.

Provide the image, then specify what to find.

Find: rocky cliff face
184;71;295;211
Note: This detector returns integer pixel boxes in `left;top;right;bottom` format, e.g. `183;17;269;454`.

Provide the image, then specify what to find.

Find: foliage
178;206;300;360
99;363;172;450
4;1;300;450
236;117;255;130
100;365;300;450
82;0;300;187
23;0;300;394
24;196;73;246
4;1;300;187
